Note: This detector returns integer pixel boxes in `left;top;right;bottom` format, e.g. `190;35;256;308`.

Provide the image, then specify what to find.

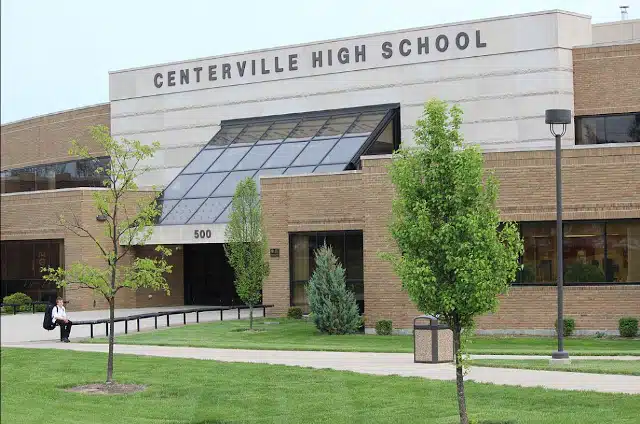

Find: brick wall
1;104;110;170
134;245;185;308
0;188;174;311
261;147;640;332
573;43;640;116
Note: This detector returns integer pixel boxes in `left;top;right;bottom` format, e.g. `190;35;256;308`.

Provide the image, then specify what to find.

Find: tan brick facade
573;43;640;116
1;104;110;170
0;189;183;311
262;148;640;333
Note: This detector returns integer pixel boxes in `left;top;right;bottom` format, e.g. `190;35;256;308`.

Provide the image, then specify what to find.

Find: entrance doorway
183;244;241;305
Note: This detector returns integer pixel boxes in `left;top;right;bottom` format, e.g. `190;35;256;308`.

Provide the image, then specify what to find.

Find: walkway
6;342;640;394
0;306;264;344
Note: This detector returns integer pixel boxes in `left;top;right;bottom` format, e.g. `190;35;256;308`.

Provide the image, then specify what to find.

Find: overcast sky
1;0;638;124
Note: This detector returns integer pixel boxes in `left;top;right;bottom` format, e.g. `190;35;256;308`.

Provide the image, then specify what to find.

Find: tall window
575;113;640;145
289;231;364;313
1;157;110;194
517;220;639;284
1;240;62;301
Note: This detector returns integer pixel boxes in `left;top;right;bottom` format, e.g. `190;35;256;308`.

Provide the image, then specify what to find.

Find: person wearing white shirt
52;297;72;342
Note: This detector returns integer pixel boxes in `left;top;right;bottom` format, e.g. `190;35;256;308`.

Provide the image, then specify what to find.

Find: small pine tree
307;244;361;335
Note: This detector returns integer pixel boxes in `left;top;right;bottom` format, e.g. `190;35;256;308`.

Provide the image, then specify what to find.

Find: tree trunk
249;304;253;330
106;296;115;384
452;320;469;424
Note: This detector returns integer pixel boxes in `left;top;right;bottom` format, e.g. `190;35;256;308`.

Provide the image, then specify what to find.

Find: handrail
70;304;274;338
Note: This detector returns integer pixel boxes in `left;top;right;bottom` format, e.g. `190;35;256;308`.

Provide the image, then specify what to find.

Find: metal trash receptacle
413;315;454;363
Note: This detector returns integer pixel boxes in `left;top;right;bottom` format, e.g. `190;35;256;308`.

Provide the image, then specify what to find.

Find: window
1;240;62;301
576;113;640;145
158;105;399;225
516;220;639;284
289;231;364;314
1;157;110;194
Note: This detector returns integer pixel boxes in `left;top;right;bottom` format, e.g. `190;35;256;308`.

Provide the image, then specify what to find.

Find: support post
125;320;128;334
552;132;569;361
154;315;158;329
196;311;200;323
90;324;94;339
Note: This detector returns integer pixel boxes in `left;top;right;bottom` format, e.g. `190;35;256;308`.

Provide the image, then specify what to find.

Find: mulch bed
64;383;147;395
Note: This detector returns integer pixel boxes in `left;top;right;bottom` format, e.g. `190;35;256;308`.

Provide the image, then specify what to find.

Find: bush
307;244;361;335
287;307;303;320
555;317;576;337
375;320;393;336
2;292;33;312
619;317;638;338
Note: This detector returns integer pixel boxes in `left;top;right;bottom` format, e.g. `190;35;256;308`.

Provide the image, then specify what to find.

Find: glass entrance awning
158;104;398;225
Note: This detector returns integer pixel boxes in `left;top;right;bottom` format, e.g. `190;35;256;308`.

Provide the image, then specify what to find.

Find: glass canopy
158;105;397;225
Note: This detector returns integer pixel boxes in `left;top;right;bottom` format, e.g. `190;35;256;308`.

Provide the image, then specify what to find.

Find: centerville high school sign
153;30;487;89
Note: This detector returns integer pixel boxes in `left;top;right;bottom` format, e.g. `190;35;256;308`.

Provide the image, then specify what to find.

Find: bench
72;304;274;338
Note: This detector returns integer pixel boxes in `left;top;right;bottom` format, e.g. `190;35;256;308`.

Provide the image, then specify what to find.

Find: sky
1;0;638;124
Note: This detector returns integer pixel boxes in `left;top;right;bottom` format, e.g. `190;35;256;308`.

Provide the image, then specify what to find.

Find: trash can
413;315;454;363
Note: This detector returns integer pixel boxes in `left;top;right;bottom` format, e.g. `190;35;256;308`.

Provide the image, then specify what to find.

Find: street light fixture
545;109;571;363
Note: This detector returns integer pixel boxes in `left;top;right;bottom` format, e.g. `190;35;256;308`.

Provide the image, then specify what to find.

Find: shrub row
555;317;638;338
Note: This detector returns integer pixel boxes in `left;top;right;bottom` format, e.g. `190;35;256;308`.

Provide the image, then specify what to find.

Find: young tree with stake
385;100;523;424
43;125;172;385
224;177;269;330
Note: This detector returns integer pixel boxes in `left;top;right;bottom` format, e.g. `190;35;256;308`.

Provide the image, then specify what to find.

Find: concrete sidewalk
6;342;640;394
0;306;263;344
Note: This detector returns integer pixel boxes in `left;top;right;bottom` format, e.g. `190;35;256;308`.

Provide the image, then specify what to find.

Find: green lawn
2;348;639;424
470;359;640;376
85;318;640;356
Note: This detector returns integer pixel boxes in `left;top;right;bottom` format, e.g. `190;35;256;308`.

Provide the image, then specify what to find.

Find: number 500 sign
193;229;212;239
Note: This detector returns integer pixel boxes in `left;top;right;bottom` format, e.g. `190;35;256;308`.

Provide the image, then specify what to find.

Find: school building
1;10;639;334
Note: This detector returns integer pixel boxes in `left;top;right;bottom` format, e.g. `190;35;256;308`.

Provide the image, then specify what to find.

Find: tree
224;177;269;330
307;244;361;335
385;99;523;424
43;125;172;384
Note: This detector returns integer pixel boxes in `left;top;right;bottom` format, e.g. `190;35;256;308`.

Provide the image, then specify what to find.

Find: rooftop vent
620;5;629;20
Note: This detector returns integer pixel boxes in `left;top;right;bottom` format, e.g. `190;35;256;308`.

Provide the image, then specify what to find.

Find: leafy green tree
307;244;361;335
385;100;523;424
43;125;172;384
224;177;269;330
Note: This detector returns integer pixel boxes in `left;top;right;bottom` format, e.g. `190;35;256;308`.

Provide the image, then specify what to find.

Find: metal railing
0;300;68;315
73;304;274;338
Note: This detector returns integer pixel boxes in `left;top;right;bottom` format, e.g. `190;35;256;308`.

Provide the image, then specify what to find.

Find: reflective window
184;172;227;198
163;174;200;199
162;198;205;225
183;149;224;174
291;139;338;166
207;147;250;172
517;220;640;284
158;106;398;225
258;121;297;144
314;115;357;139
321;136;368;164
263;142;307;168
207;126;245;147
212;170;256;197
235;144;278;170
1;240;62;301
289;231;364;314
576;113;640;145
188;197;231;224
1;157;110;194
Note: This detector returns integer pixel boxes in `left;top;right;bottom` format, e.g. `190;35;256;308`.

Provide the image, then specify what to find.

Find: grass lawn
86;318;640;356
470;359;640;376
2;348;639;424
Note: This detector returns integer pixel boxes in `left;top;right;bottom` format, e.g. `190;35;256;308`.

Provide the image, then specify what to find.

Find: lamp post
545;109;571;363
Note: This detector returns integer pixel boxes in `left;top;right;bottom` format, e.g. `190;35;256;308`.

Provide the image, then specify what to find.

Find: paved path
0;306;264;344
6;342;640;394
